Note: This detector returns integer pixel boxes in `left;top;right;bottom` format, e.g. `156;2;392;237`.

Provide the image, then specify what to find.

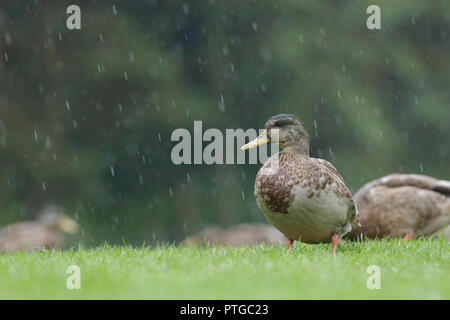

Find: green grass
0;238;449;299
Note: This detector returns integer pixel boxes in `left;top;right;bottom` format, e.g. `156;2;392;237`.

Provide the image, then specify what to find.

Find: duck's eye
275;120;284;127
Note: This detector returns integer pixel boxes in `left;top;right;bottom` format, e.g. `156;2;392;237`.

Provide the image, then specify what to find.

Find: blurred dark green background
0;1;448;245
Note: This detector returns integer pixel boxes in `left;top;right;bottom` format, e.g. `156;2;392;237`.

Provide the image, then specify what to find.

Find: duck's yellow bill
58;216;79;234
240;130;270;150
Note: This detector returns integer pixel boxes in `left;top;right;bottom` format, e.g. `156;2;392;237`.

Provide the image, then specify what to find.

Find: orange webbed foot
286;239;294;251
331;234;339;256
402;232;413;241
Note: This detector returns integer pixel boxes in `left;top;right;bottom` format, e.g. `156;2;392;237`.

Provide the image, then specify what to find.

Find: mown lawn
0;238;449;299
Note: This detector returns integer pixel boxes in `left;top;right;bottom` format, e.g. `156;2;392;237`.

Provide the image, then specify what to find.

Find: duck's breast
254;153;355;243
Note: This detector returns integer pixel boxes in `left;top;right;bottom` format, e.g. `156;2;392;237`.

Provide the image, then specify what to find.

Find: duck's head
241;114;309;155
38;206;79;234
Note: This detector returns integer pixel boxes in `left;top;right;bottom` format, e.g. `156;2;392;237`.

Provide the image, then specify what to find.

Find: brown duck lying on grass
182;223;285;247
0;206;79;253
348;174;450;241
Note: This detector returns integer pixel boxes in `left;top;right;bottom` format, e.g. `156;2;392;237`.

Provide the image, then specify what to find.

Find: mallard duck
0;206;79;253
348;174;450;240
182;223;285;247
241;114;358;255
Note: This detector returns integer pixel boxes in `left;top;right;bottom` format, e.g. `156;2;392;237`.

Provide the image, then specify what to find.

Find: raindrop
182;4;189;15
313;120;319;138
124;72;128;80
355;95;359;103
219;94;225;111
99;33;103;42
110;166;115;176
158;133;161;142
4;53;8;62
419;163;424;172
241;190;245;200
129;52;135;63
34;130;38;141
337;90;341;99
112;5;117;15
58;33;62;41
230;62;235;71
138;174;144;184
4;31;12;45
169;188;173;197
252;22;258;31
73;120;78;128
187;173;190;181
45;136;52;149
42;182;46;191
65;100;70;111
222;45;228;55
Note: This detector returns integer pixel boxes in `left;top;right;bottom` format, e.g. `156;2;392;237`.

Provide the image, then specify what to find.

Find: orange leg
402;232;413;241
286;239;294;251
331;234;339;256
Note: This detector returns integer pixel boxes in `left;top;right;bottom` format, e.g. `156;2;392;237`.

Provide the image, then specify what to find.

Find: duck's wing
351;174;450;240
278;155;353;200
356;174;450;198
314;158;359;228
315;158;347;185
0;223;63;253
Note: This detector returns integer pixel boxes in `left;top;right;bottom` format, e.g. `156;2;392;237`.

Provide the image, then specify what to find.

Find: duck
348;174;450;241
182;223;285;247
241;114;359;255
0;206;79;253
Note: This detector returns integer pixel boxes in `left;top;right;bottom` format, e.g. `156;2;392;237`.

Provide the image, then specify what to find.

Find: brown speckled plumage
349;174;450;240
0;223;64;253
256;153;354;214
255;153;296;214
243;114;358;245
182;223;285;247
0;207;78;253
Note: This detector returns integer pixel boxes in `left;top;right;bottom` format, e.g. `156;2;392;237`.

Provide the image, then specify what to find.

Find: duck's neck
282;141;309;156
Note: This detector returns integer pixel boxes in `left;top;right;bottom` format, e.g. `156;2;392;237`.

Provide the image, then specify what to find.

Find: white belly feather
256;182;353;243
